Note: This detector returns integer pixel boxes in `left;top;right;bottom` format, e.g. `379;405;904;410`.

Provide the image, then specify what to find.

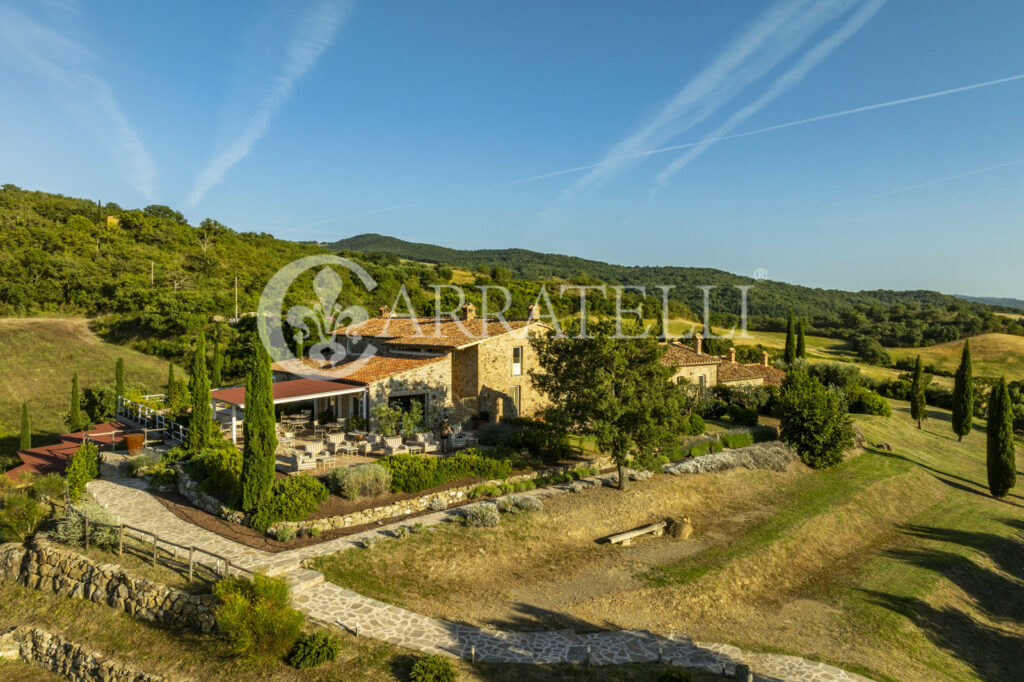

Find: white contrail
503;72;1024;188
187;0;353;207
651;0;888;191
0;4;158;200
556;0;862;203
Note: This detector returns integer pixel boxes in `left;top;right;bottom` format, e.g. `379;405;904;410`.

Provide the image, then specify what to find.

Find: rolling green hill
329;233;1012;323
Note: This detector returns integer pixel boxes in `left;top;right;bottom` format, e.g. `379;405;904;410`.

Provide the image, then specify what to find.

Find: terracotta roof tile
717;361;765;383
333;317;535;349
273;352;448;385
743;363;787;387
660;341;723;367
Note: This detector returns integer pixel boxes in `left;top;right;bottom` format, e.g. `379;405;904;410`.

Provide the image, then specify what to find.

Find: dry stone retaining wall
0;538;216;633
0;626;167;682
270;456;615;535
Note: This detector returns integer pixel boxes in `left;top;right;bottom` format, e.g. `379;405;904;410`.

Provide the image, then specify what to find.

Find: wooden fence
62;489;250;583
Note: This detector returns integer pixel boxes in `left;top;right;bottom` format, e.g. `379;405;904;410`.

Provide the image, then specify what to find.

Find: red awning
210;378;364;407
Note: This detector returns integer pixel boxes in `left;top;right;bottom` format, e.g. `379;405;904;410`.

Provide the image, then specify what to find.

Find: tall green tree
186;333;211;453
784;310;797;364
115;357;126;399
68;372;84;432
952;340;974;442
166;361;176;398
796;319;807;359
241;339;278;511
531;319;684;490
19;402;31;451
778;370;853;469
910;355;926;429
210;338;223;389
986;377;1016;498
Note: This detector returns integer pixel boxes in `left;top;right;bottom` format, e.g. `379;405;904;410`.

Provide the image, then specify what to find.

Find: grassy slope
0;318;179;462
314;404;1023;681
887;333;1024;380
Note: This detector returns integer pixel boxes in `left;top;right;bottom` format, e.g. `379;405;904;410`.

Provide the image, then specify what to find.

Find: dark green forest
1;185;1020;384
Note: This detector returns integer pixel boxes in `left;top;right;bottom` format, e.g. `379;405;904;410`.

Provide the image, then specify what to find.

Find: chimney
693;333;703;355
728;347;736;363
526;303;540;321
762;350;770;367
378;305;392;318
462;302;476;321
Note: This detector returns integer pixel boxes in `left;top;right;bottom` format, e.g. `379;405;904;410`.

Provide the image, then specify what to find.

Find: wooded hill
331;233;1024;345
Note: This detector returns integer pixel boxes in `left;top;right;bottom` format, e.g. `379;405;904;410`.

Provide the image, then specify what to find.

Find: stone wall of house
269;456;615;536
173;464;246;524
366;355;453;428
0;538;216;633
450;345;479;419
0;626;167;681
473;325;548;420
670;363;720;388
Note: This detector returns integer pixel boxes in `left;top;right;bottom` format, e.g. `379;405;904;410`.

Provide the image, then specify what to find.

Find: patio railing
116;396;189;444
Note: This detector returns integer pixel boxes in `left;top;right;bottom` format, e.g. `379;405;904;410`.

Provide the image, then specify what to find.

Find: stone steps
284;568;324;595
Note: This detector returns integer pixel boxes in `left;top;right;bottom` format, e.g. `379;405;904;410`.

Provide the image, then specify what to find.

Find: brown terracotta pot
124;432;145;455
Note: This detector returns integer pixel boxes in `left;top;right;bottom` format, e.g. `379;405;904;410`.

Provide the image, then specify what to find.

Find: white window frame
511;346;523;376
509;385;521;415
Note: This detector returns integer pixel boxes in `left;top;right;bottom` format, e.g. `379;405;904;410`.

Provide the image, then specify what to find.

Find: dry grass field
887;333;1024;381
314;403;1024;682
0;318;178;466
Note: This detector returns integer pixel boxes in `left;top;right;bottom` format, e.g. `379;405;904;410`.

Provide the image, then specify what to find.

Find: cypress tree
210;339;223;389
952;340;974;442
796;319;807;359
186;333;211;453
68;372;84;432
986;377;1016;498
115;357;126;399
784;310;797;364
166;361;176;398
241;339;278;512
910;355;926;429
20;402;31;451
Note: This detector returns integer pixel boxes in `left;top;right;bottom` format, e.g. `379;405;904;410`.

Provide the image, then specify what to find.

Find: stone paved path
87;477;872;682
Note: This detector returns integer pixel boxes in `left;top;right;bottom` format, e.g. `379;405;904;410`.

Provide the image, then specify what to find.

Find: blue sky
1;0;1022;297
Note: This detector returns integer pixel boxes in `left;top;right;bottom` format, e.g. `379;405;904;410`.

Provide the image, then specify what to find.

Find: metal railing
63;489;250;582
116;396;189;444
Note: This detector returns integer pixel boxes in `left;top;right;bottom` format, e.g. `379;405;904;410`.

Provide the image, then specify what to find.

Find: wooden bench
605;521;667;546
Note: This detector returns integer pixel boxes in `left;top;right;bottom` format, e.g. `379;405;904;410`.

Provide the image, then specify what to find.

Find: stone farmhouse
661;333;785;389
271;303;549;428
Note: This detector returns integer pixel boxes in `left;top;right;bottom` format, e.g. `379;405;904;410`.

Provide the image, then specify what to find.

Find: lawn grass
0;318;181;468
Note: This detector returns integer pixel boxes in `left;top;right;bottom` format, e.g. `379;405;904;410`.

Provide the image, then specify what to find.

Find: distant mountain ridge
956;295;1024;311
328;233;1008;320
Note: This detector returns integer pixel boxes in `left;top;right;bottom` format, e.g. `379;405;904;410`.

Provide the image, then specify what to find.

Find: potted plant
123;431;145;455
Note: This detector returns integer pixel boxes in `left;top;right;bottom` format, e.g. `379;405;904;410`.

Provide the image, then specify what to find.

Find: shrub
213;574;304;659
496;496;519;513
464;503;500;527
409;654;457;682
393;525;409;538
0;492;46;541
428;496;448;511
251;476;329;534
710;440;723;454
727;404;758;426
498;482;514;494
274;526;296;542
309;526;321;538
779;371;854;470
688;442;710;457
847;386;892;417
188;441;243;506
31;473;65;500
512;495;542;512
382;451;514;494
478;418;572;464
750;425;779;443
682;413;706;436
362;535;378;549
287;631;340;669
656;669;693;682
327;463;392;500
65;441;101;501
513;479;536;492
53;501;119;549
721;431;754;449
128;453;160;477
411;522;425;533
